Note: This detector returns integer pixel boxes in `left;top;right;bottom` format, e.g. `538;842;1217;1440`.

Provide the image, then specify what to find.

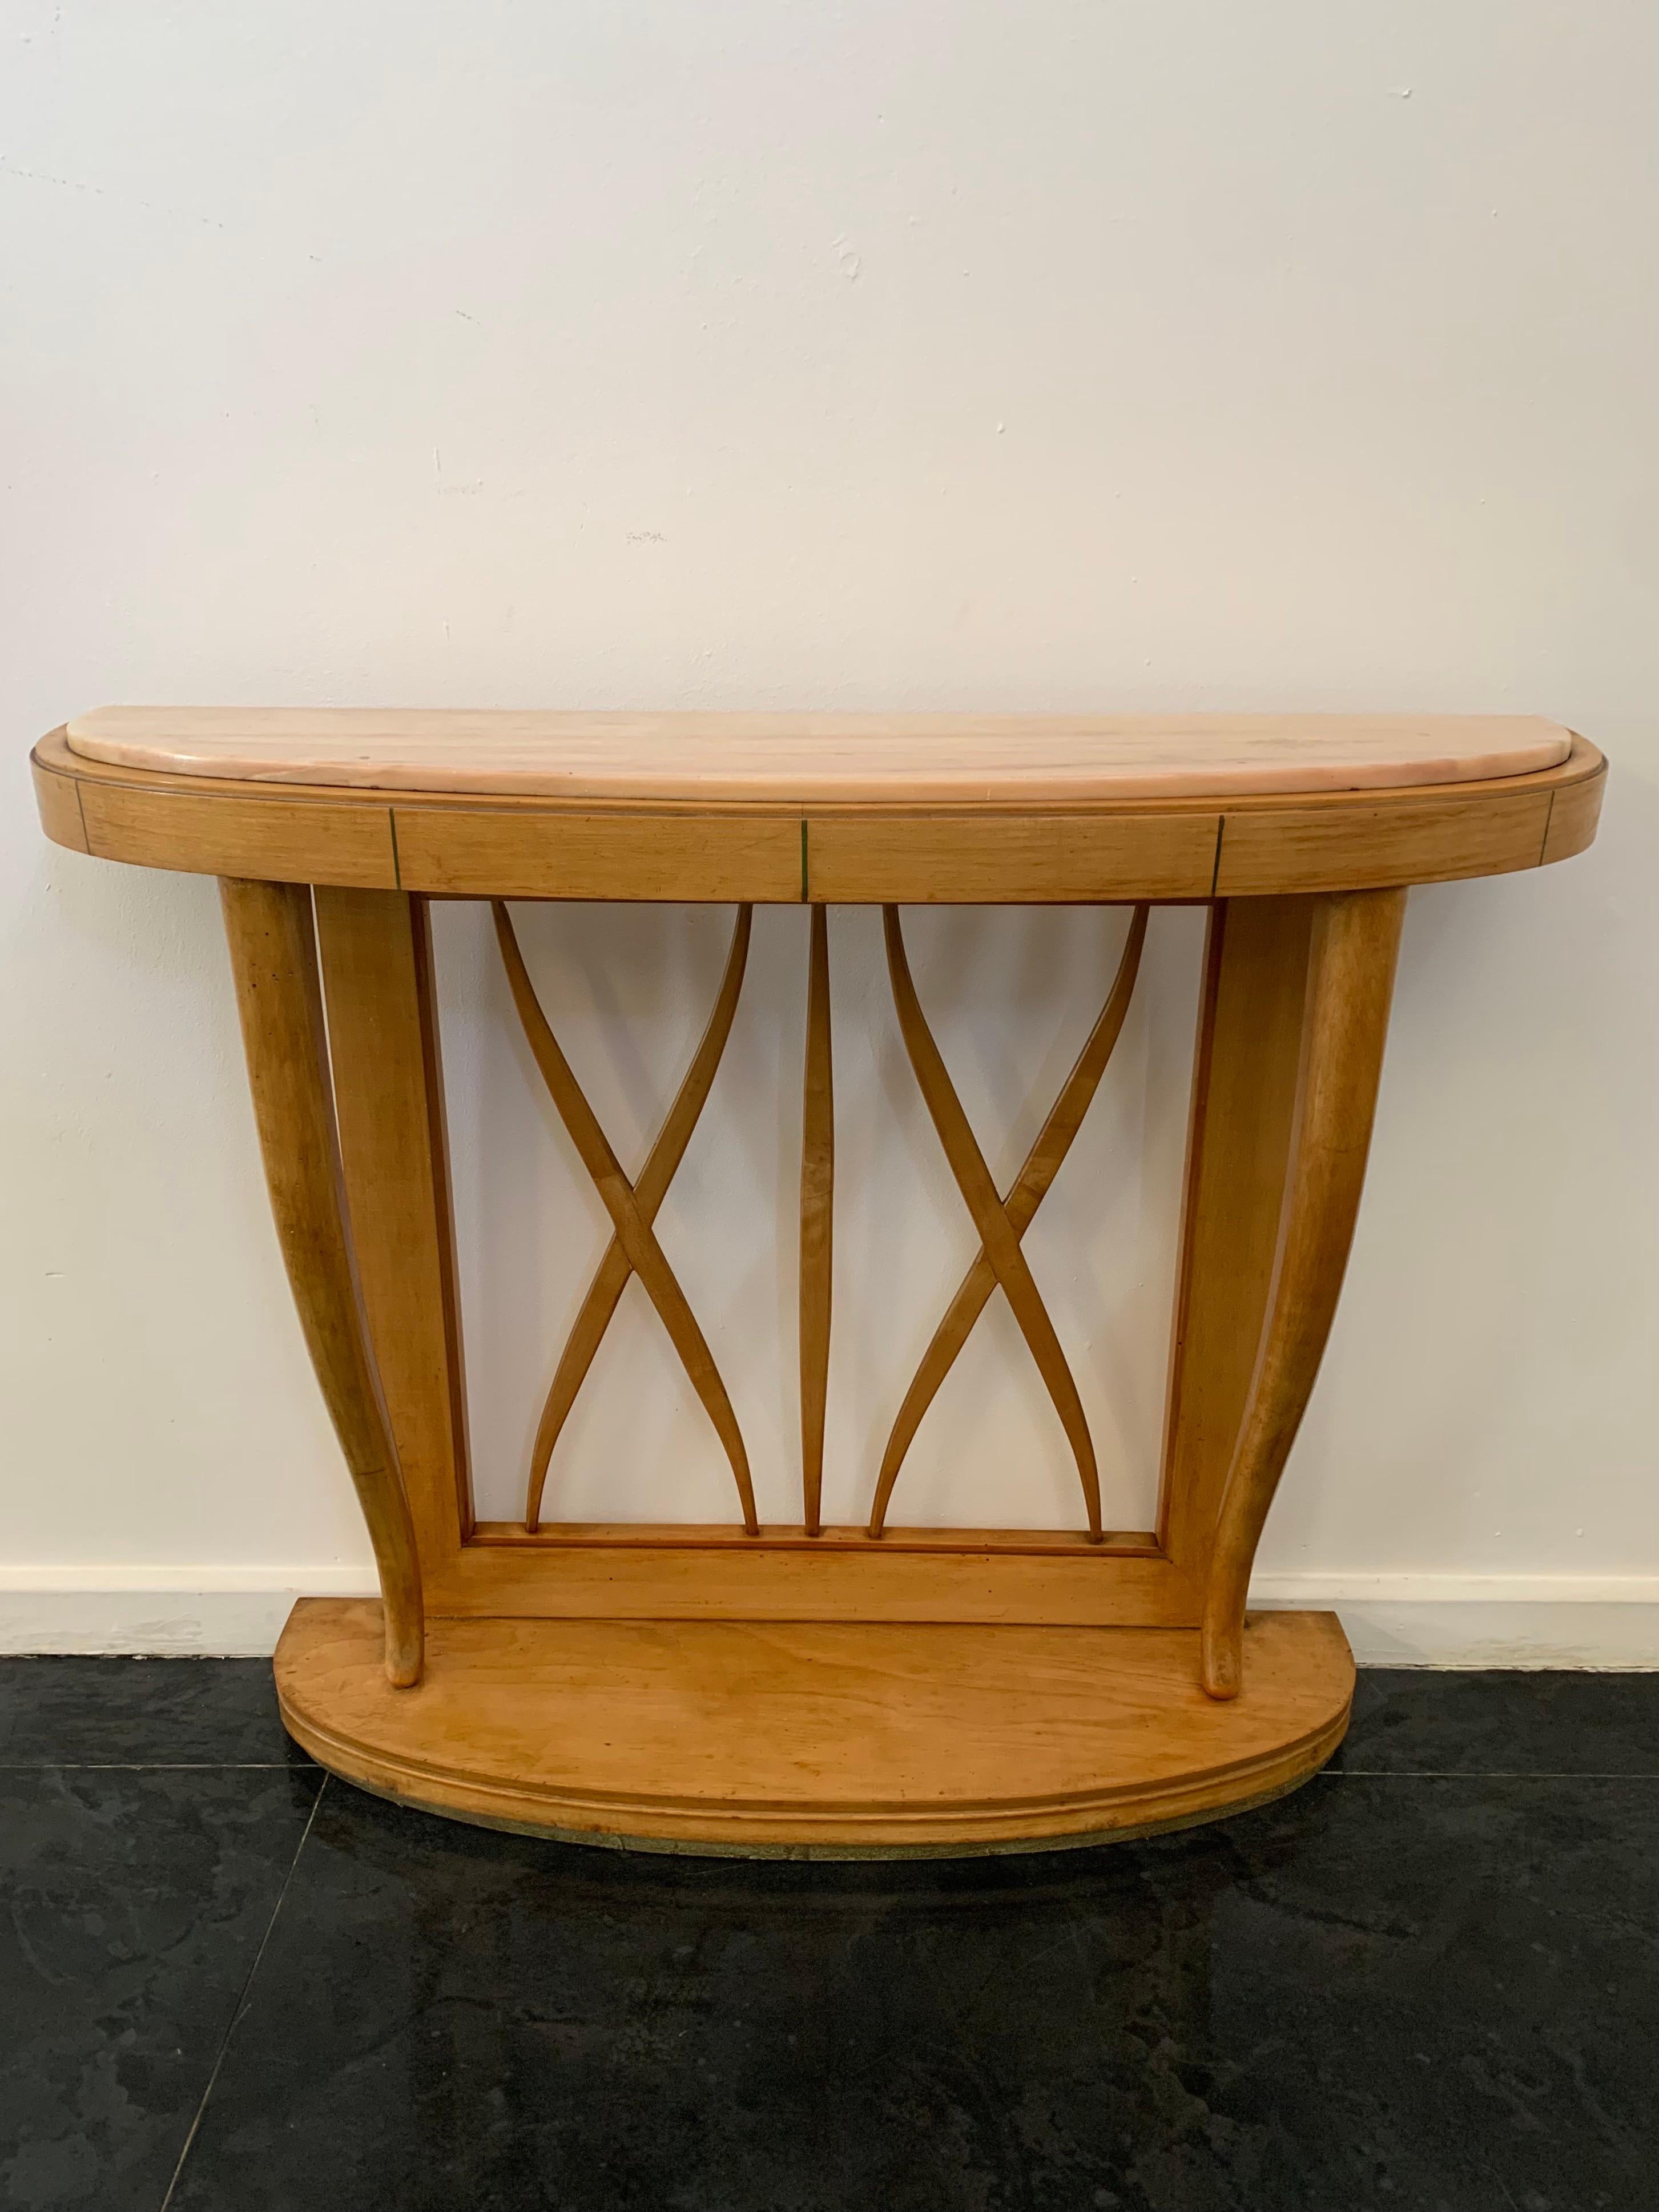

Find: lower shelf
276;1599;1353;1858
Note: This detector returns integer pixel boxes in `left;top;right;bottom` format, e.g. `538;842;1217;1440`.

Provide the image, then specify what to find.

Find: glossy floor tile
0;1766;321;2212
0;1659;309;1770
1337;1666;1659;1776
166;1769;1659;2212
1;1665;1655;2212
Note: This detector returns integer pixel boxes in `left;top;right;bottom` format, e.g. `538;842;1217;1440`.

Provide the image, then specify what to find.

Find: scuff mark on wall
0;156;226;231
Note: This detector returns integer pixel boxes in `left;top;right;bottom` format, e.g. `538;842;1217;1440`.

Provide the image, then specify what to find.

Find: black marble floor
2;1661;1655;2212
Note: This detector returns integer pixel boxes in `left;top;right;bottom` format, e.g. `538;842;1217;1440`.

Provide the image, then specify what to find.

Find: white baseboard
1250;1574;1659;1668
0;1566;375;1657
1;1567;1656;1666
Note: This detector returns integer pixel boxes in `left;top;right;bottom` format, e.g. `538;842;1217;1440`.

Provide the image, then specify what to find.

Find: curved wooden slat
799;907;835;1536
870;906;1148;1535
219;878;424;1687
493;902;759;1535
882;906;1104;1541
524;906;752;1529
1200;887;1407;1699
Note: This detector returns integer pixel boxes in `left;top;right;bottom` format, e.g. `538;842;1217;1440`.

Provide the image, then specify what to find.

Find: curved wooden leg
1159;896;1314;1594
1201;887;1407;1700
315;888;474;1572
220;879;424;1687
800;906;834;1537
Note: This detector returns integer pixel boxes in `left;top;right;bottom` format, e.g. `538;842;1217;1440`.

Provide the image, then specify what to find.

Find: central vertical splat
799;906;835;1535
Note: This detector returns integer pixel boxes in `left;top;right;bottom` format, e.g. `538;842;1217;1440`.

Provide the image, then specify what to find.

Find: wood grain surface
315;890;474;1571
33;725;1606;902
276;1598;1354;1854
493;902;759;1534
1200;888;1407;1699
68;706;1572;800
870;905;1148;1535
423;1524;1194;1627
806;812;1219;900
1158;898;1315;1585
884;905;1104;1539
799;906;835;1537
219;880;424;1685
522;906;754;1531
394;807;801;900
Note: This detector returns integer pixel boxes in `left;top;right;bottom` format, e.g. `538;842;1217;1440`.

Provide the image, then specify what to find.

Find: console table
33;708;1604;1855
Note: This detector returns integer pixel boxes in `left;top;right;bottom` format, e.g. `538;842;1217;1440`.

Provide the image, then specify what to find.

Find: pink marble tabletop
65;707;1573;804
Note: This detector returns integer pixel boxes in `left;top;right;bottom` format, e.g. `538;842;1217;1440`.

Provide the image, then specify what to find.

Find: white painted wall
3;1;1655;1662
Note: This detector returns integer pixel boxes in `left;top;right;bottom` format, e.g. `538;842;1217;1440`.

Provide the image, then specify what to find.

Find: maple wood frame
33;726;1605;1851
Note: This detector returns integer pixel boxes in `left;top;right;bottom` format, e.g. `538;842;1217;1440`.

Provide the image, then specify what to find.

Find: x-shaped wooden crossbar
492;901;758;1535
872;904;1149;1539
